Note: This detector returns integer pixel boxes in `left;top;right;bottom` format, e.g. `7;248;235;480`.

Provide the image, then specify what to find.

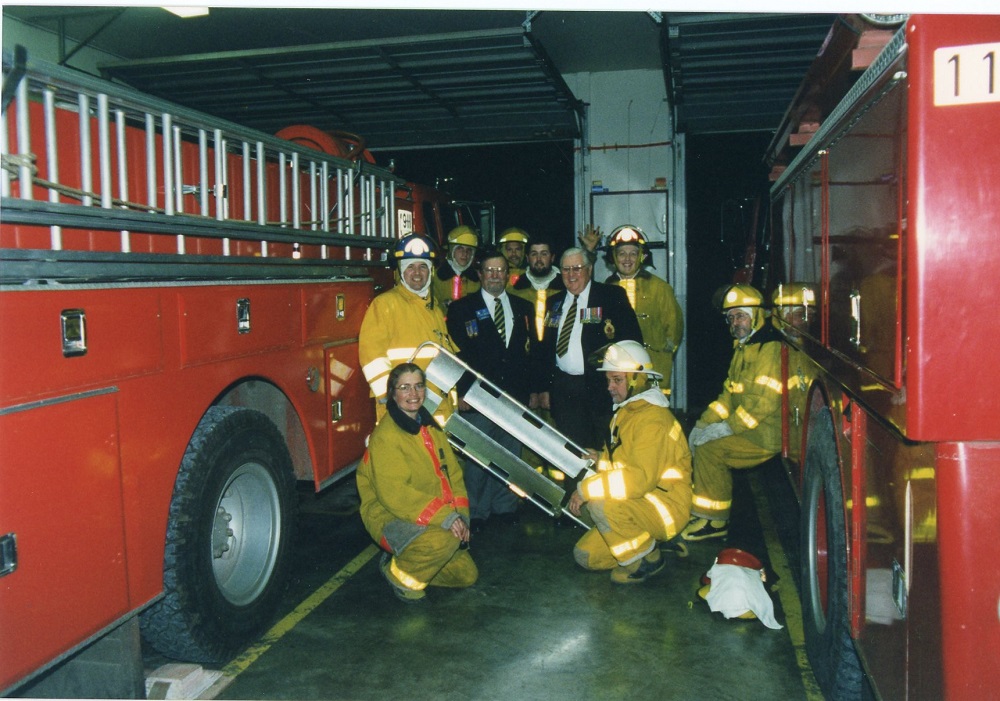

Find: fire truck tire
140;406;297;664
800;407;863;700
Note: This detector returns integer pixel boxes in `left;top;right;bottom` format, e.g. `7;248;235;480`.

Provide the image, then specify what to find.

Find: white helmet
597;341;662;380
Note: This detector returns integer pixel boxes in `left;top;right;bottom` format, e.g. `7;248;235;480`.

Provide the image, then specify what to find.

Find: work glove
691;421;734;447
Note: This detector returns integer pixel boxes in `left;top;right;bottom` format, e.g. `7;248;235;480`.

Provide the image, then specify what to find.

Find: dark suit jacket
536;281;643;397
446;291;536;406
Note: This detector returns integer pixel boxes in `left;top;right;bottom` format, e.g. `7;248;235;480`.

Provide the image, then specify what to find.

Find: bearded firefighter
680;284;783;542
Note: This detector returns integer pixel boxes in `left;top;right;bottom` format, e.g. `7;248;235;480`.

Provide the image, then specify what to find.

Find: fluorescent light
163;7;210;18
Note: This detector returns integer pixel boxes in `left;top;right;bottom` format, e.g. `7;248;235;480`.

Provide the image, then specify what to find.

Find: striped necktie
556;295;577;357
493;297;507;346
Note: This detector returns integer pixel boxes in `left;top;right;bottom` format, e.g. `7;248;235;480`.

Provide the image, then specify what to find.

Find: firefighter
356;363;477;603
601;224;684;396
680;284;783;541
359;233;457;421
509;237;565;342
498;226;530;286
568;341;692;583
772;282;817;463
431;224;481;312
510;237;566;479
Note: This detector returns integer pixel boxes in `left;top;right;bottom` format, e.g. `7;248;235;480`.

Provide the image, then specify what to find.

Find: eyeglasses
561;265;586;274
482;266;507;274
394;382;425;393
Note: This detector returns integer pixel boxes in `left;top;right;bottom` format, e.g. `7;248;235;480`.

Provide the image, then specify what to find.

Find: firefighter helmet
771;282;816;308
721;283;764;310
608;225;649;250
596;340;663;380
715;547;763;571
499;227;530;245
447;225;479;249
394;233;436;261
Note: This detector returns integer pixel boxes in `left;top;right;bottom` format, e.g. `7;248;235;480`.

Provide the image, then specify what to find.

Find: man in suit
446;249;535;531
533;247;643;454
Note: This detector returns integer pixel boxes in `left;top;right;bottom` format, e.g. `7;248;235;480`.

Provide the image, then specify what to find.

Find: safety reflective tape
370;376;388;398
669;422;682;442
386;347;418;361
390;558;428;590
660;468;685;481
728;381;745;394
362;356;392;382
736;406;759;429
756;375;783;394
611;532;651;559
583;479;606;500
692;494;731;511
710;401;730;419
644;493;677;536
535;290;547;341
607;470;628;500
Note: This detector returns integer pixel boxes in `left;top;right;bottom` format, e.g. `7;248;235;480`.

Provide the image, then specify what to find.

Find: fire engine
752;14;999;700
0;47;410;695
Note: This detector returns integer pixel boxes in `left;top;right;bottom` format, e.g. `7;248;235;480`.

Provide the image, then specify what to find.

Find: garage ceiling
2;6;839;149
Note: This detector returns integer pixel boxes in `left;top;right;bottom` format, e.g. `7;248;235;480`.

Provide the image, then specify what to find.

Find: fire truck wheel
140;406;297;664
800;407;863;700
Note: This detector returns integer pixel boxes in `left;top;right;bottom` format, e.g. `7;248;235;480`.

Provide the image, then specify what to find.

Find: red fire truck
0;48;411;694
759;15;999;700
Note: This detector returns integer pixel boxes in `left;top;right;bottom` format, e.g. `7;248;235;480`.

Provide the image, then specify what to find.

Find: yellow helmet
721;283;765;333
499;227;530;245
447;225;479;248
721;283;764;310
771;282;816;308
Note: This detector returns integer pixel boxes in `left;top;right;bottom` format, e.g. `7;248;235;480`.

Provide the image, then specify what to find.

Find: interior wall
565;69;688;409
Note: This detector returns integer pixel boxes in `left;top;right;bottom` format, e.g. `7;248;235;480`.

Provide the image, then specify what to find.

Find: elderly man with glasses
533;247;642;465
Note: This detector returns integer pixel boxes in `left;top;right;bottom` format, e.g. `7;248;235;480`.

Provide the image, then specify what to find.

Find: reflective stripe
596;458;614;473
669;422;682;442
621;278;637;309
390;558;428;591
728;381;745;394
756;374;783;394
644;493;677;537
692;494;730;511
583;479;606;500
386;347;418;362
660;467;685;481
415;426;457;525
736;405;759;429
607;470;628;499
710;401;730;420
611;531;651;559
362;356;392;383
534;290;547;341
370;375;388;398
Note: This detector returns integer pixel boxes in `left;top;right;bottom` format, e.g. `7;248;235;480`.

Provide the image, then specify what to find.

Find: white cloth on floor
705;563;783;629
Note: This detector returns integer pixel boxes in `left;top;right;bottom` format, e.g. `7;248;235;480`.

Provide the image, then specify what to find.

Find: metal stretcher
417;342;595;528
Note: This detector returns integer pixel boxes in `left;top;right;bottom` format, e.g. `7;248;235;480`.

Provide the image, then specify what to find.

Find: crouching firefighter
357;363;478;602
568;341;692;584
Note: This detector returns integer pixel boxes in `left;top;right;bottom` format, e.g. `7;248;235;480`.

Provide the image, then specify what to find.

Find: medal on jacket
465;319;479;337
604;318;616;339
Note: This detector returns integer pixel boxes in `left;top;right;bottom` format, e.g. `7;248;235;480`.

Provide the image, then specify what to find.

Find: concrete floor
168;459;821;701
